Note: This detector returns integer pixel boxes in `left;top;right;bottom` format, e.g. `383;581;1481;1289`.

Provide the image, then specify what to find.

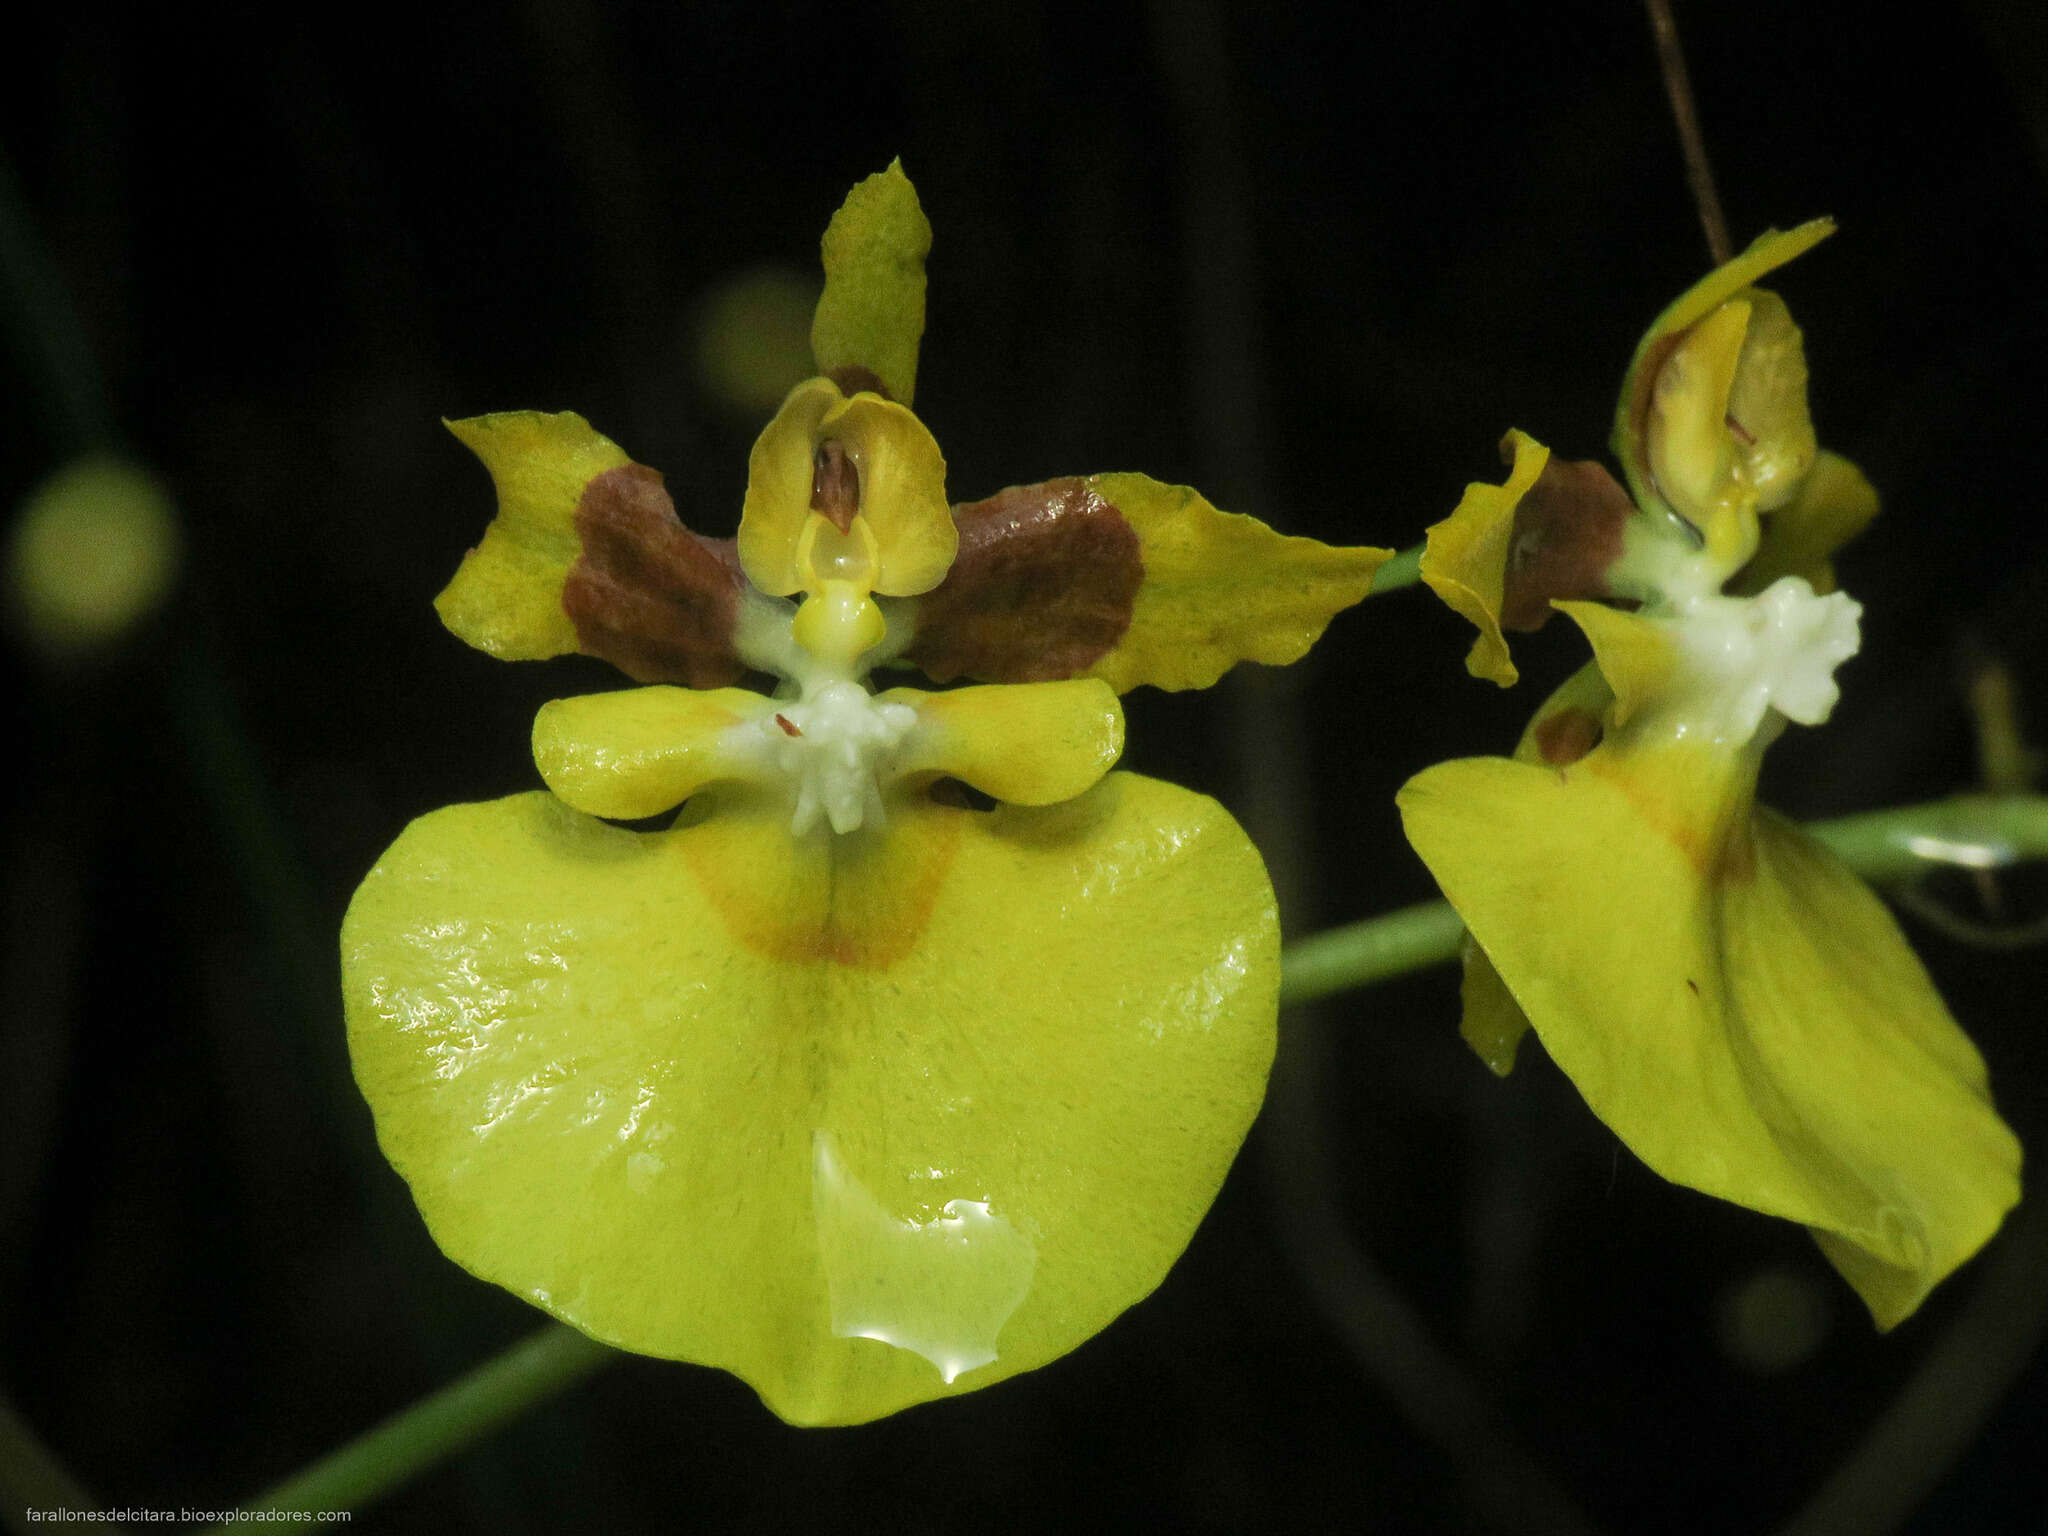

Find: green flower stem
225;1324;616;1524
1801;792;2048;886
1279;898;1465;1005
1368;540;1423;595
0;148;114;453
1278;791;2048;1007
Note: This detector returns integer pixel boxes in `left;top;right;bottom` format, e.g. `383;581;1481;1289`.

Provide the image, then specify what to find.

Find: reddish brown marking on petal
774;713;802;737
565;463;748;687
1720;825;1757;884
1686;977;1701;996
1725;413;1756;446
826;364;890;401
906;478;1143;684
1535;706;1603;768
808;439;860;533
1500;451;1635;632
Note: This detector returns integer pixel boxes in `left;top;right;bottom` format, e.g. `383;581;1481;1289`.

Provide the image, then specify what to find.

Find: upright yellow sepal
1084;472;1391;692
1420;430;1551;687
436;412;632;660
810;160;932;407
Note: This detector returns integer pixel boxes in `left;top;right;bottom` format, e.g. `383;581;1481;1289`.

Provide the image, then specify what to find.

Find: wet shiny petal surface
342;773;1277;1424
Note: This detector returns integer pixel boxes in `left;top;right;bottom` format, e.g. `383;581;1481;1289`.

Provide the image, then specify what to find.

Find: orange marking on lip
1583;751;1758;885
680;797;964;971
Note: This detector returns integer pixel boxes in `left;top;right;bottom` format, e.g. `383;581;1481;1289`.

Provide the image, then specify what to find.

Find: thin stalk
225;1323;616;1523
1369;541;1423;595
1802;793;2048;886
1280;899;1465;1005
1278;791;2048;1006
1643;0;1732;265
0;149;113;453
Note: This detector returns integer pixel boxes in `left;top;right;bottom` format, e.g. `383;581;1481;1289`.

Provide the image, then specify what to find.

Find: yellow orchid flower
1400;225;2020;1329
343;162;1391;1425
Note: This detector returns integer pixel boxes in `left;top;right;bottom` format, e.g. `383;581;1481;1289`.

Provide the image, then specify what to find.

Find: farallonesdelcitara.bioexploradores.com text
22;1511;349;1524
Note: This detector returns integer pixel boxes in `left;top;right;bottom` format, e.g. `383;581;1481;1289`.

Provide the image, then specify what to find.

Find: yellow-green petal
1084;472;1391;692
342;773;1278;1423
1398;746;2021;1327
1646;297;1754;555
735;379;837;594
1724;290;1819;514
1732;450;1879;597
532;685;768;820
882;678;1125;806
436;412;633;660
1550;600;1682;736
1457;936;1529;1077
810;160;932;408
1420;430;1551;687
850;396;956;595
1614;219;1834;514
738;380;955;598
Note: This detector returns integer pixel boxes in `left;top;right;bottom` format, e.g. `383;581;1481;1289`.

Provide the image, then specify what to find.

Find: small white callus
1668;576;1863;747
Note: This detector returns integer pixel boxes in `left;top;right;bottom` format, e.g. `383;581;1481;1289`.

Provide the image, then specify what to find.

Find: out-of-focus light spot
1715;1261;1833;1374
8;456;182;658
1903;833;2013;870
692;265;821;418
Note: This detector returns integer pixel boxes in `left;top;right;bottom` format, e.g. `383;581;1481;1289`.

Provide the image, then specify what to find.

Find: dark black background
4;2;2047;1531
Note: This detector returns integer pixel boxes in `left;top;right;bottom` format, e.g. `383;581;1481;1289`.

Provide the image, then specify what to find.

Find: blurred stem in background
228;1325;618;1525
0;133;535;1534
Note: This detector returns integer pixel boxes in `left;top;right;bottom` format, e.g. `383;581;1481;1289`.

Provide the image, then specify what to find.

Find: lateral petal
531;686;768;820
907;474;1389;692
1419;430;1551;687
883;679;1124;806
436;411;631;660
1731;450;1880;597
439;413;751;686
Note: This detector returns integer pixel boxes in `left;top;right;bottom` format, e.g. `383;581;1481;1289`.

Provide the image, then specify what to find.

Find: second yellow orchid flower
1400;223;2021;1328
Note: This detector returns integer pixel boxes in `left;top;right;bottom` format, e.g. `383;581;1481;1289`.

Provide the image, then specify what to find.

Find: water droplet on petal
810;1131;1037;1383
